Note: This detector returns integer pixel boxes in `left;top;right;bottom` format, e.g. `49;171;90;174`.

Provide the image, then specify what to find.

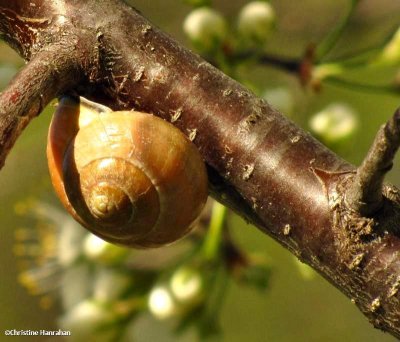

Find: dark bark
346;109;400;216
1;0;400;338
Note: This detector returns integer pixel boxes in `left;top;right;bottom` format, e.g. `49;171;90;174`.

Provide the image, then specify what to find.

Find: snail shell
47;96;208;248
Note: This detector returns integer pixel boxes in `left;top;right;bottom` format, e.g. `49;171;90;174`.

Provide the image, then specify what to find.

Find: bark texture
1;0;400;338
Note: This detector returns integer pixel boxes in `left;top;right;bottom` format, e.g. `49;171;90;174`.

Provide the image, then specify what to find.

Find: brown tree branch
0;1;99;168
346;109;400;216
1;0;400;338
0;47;78;168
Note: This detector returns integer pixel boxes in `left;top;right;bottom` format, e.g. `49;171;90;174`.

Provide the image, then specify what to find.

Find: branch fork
346;108;400;216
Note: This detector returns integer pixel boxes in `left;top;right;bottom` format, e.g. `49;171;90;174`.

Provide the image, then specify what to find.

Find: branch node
346;108;400;216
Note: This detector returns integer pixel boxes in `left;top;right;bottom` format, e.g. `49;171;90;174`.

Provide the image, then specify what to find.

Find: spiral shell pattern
47;97;208;248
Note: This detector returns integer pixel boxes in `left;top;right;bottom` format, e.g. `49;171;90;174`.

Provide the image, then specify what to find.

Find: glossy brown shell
47;97;208;248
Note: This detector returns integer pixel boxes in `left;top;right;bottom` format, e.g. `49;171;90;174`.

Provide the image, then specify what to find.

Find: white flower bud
148;285;179;320
170;266;204;304
237;1;276;46
309;103;358;142
83;233;128;265
183;7;227;52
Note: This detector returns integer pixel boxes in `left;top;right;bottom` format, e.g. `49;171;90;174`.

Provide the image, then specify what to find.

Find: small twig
0;42;86;169
202;202;227;261
213;51;300;74
254;54;300;73
346;108;400;216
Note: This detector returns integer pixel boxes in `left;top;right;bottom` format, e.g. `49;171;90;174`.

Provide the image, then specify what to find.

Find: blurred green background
1;0;400;341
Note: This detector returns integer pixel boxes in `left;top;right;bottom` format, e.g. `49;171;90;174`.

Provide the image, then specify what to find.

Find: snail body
47;96;208;248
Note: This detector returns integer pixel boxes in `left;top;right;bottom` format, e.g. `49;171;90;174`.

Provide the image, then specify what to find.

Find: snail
46;96;208;248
